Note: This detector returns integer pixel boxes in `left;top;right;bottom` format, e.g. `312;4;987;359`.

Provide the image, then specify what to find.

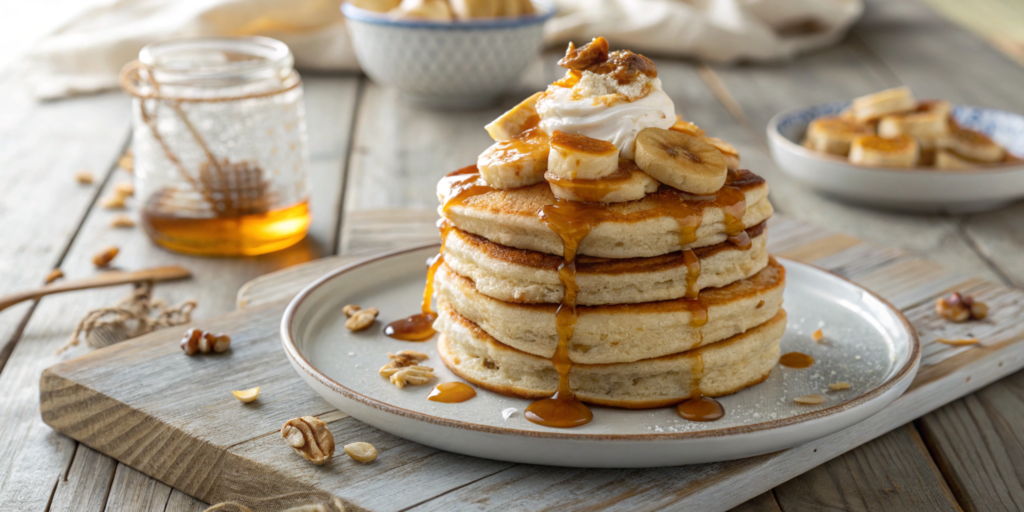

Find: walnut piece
380;364;433;378
45;268;64;284
92;246;119;267
390;367;435;388
114;182;135;197
100;193;127;209
342;304;362;317
75;170;95;184
794;394;825;405
344;442;378;462
345;307;378;331
110;214;135;228
282;416;335;465
378;350;431;378
936;292;988;322
180;329;231;356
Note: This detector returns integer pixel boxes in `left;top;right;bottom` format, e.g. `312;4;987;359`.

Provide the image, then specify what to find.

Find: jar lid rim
139;36;293;85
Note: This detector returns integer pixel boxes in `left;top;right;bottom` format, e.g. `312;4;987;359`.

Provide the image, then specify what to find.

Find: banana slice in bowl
851;86;916;123
849;134;920;168
947;128;1006;163
546;130;620;180
805;117;875;156
545;159;659;203
634;128;727;195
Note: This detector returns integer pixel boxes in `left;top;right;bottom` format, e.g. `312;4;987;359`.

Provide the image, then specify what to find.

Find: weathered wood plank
729;492;781;512
103;464;173;512
49;444;117;512
772;424;959;511
917;369;1024;511
165;490;210;512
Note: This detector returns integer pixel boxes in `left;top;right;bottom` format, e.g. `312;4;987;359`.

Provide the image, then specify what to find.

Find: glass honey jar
121;37;311;256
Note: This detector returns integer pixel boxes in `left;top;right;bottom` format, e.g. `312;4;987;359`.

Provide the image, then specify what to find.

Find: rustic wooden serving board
39;215;1024;512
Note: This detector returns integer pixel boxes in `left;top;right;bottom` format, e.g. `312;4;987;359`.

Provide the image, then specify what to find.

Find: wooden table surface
2;0;1023;510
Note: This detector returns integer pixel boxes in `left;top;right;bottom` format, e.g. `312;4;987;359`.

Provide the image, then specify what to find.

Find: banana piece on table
947;128;1005;163
634;128;727;195
393;0;453;19
485;92;543;141
546;159;659;203
477;129;550;189
347;0;402;12
851;86;916;123
805;117;875;156
935;149;977;170
450;0;499;18
703;137;740;170
669;116;705;137
849;134;920;167
547;130;619;180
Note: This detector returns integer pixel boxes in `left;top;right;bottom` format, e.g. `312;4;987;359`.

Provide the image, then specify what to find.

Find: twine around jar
119;60;301;217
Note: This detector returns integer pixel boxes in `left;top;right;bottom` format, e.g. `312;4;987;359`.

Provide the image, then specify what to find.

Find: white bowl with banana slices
768;87;1024;213
342;1;553;109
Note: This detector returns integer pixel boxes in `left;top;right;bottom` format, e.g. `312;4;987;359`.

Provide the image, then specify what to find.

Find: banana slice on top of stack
802;87;1015;169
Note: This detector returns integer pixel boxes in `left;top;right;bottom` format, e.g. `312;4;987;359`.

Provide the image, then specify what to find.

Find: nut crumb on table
282;416;335;465
91;246;119;267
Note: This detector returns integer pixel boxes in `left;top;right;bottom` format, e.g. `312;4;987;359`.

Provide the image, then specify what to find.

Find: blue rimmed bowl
342;3;554;109
768;102;1024;213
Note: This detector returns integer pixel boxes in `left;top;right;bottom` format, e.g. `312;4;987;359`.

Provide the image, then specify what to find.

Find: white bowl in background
768;102;1024;213
342;3;553;109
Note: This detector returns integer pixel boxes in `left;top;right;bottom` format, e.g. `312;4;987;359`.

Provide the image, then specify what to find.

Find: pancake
437;307;786;409
433;257;785;364
442;221;769;305
438;169;772;258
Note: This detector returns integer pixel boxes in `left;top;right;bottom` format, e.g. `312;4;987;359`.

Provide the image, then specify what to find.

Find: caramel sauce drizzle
676;352;724;421
387;167;494;342
779;352;814;369
427;382;477;403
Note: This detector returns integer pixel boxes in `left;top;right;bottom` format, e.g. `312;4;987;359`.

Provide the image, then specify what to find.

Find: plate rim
767;101;1024;175
281;243;921;442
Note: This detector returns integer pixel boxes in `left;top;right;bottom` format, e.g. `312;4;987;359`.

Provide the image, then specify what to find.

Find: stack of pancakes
433;168;786;409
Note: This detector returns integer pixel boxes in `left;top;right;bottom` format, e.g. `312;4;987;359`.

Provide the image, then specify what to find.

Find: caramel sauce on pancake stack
393;38;787;427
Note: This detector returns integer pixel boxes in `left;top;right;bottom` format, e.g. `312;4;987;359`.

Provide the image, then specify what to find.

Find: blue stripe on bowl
342;1;555;29
774;101;1024;157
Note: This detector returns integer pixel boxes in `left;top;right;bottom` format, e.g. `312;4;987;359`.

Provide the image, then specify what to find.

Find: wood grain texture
729;492;781;512
104;464;173;512
49;444;117;512
772;424;958;511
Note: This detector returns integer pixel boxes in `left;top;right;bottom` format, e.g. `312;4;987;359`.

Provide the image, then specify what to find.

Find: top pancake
438;168;772;258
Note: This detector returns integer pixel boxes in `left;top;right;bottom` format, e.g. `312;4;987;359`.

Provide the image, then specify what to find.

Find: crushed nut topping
828;382;851;391
180;328;231;356
45;268;64;284
345;307;378;331
380;351;434;387
812;329;824;342
794;394;825;405
111;214;135;228
92;246;119;267
232;387;260;403
390;367;435;388
342;304;362;317
282;416;335;465
936;337;980;346
343;442;378;463
75;170;95;184
936;292;988;322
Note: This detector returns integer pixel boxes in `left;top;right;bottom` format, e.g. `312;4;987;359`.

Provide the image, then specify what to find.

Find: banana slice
518;0;536;15
546;130;619;180
805;117;875;156
348;0;402;12
546;159;659;203
935;149;977;170
703;137;740;170
669;116;704;137
485;92;542;141
947;128;1005;163
849;134;919;167
878;107;950;151
393;0;453;19
634;128;727;195
477;129;550;189
851;86;916;122
449;0;498;18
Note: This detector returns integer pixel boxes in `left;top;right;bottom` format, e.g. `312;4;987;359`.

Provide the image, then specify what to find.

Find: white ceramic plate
768;102;1024;213
282;245;920;468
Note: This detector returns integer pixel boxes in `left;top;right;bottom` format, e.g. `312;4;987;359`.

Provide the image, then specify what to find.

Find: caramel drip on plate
779;352;814;369
525;199;614;428
676;352;724;421
427;382;477;403
388;168;494;342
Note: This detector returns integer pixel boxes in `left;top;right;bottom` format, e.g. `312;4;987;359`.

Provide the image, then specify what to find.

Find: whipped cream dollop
537;73;676;160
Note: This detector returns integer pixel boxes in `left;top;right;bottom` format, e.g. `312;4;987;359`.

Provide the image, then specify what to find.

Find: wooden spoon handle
0;266;192;313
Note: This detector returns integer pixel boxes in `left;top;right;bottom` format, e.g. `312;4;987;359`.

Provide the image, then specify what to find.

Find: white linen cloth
20;0;862;99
